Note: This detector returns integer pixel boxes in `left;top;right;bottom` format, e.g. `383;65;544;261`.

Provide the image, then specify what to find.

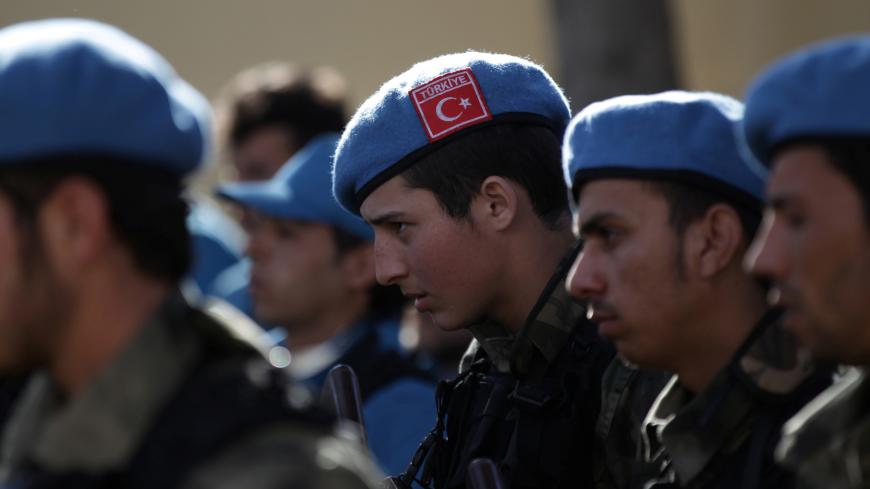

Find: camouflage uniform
776;367;870;489
392;248;615;489
595;360;671;489
0;291;381;489
640;310;832;489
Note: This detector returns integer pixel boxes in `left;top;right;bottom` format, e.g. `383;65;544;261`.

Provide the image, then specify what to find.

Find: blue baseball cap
332;51;571;215
563;90;766;206
744;36;870;165
218;134;373;240
0;18;210;175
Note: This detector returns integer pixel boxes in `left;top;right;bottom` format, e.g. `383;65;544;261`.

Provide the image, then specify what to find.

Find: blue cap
333;51;571;215
563;90;766;205
218;134;373;240
744;36;870;165
0;18;210;175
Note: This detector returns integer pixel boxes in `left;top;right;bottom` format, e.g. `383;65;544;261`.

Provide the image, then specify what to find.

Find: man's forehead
768;145;836;196
576;179;657;217
359;174;416;220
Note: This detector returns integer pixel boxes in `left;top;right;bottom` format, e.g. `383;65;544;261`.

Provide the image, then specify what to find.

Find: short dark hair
330;227;406;321
644;179;763;279
783;137;870;223
221;63;347;150
0;156;191;283
646;180;763;243
401;124;570;229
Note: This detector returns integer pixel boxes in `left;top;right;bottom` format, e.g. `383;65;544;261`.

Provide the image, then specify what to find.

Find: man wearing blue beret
0;18;380;489
743;36;870;489
563;91;832;489
203;62;351;325
217;133;437;476
332;51;622;489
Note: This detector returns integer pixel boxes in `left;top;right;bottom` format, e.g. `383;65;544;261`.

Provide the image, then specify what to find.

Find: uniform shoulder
181;422;383;489
778;367;867;464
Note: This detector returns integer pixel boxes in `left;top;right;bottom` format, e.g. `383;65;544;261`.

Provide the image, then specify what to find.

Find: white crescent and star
435;97;473;122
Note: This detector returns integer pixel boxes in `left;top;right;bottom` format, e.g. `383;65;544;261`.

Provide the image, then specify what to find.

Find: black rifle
321;364;367;445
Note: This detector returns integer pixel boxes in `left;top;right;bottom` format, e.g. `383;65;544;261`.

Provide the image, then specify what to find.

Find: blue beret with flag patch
0;18;211;175
743;36;870;165
563;90;766;206
332;51;570;215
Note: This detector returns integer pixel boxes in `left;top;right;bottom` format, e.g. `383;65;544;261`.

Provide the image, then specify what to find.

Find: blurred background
4;0;869;119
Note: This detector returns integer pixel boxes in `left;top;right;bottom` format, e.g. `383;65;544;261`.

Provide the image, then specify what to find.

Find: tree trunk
551;0;680;112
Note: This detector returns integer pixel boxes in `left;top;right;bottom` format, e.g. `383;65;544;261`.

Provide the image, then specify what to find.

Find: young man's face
246;212;359;329
746;144;870;364
566;180;699;368
231;124;297;181
360;175;503;332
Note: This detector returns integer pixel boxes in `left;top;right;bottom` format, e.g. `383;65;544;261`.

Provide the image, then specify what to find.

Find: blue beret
0;18;210;175
218;134;373;240
333;51;571;215
744;36;870;165
563;90;766;205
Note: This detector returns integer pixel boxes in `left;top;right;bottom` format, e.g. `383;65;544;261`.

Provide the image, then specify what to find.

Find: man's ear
472;176;519;232
683;204;743;280
341;243;377;291
38;177;110;279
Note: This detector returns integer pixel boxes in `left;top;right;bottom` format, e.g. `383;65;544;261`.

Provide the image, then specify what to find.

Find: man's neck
489;226;576;333
284;293;369;352
673;277;768;394
50;272;172;398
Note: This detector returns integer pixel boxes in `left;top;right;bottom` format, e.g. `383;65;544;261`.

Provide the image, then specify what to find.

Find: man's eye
598;228;624;249
782;211;806;229
599;227;619;241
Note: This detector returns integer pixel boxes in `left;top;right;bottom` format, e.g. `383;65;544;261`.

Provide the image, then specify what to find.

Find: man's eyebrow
578;211;619;237
366;210;406;226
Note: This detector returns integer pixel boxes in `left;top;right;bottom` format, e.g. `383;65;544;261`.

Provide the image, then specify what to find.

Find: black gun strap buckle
507;381;557;411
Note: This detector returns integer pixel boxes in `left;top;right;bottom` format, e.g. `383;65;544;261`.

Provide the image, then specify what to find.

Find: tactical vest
390;318;615;489
2;305;335;489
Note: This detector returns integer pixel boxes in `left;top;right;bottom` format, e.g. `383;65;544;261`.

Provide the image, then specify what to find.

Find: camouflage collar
466;243;584;379
776;367;869;488
642;309;822;485
0;291;200;474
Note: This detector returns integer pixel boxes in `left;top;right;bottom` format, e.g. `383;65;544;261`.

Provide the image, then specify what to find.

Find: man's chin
428;312;466;333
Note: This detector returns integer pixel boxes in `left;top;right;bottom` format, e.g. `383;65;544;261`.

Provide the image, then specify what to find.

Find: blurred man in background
0;18;379;489
198;62;350;326
216;61;348;183
218;134;436;476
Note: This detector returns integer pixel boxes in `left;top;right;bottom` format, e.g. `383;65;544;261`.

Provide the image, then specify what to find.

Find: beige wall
0;0;557;108
673;0;870;98
2;1;868;106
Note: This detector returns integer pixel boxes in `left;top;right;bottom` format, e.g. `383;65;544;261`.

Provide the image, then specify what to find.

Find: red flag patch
409;68;492;142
